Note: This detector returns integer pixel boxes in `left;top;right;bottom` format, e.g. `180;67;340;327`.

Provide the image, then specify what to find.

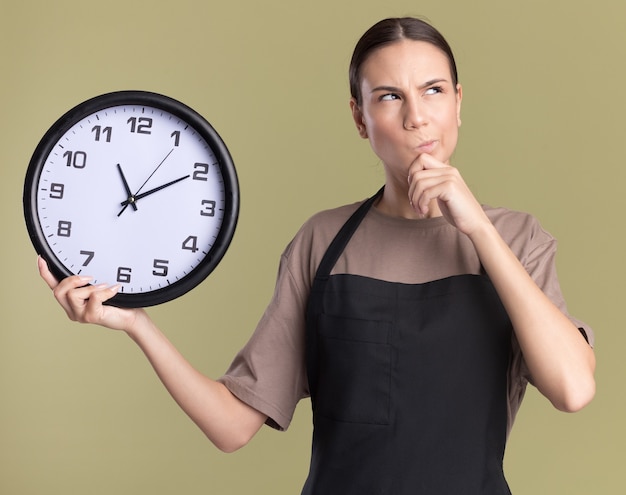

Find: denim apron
303;190;513;494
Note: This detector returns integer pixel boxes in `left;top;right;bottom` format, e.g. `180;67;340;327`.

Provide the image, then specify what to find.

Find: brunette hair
349;17;459;104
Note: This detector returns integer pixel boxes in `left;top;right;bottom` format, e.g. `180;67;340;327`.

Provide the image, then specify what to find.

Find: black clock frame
23;90;240;308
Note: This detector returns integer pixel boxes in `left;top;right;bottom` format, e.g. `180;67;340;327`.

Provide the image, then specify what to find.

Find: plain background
2;0;624;493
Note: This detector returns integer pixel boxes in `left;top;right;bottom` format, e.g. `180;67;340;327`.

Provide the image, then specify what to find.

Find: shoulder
285;200;364;255
280;199;366;282
484;205;553;240
303;201;364;232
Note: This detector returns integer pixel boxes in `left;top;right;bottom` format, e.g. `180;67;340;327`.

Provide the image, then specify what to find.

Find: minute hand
120;175;190;208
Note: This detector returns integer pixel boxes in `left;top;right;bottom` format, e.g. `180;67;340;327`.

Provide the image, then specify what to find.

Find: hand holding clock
38;256;138;332
28;93;263;452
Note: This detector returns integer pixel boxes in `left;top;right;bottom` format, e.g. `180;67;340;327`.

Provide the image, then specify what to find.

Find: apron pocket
316;314;392;425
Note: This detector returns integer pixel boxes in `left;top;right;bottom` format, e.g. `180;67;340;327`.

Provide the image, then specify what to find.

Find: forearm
468;222;595;412
125;311;267;452
38;256;266;451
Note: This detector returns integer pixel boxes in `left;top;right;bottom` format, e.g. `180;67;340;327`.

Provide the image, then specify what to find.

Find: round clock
23;90;239;308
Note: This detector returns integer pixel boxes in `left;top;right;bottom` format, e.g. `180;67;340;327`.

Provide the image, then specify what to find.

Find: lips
415;140;437;154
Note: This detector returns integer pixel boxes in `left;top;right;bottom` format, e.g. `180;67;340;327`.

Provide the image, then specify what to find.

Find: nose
403;97;426;130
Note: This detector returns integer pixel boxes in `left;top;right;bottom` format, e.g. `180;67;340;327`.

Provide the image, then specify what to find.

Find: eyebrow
370;78;450;94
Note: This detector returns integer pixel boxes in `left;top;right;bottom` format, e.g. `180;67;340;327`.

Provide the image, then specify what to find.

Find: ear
349;98;368;139
455;84;463;127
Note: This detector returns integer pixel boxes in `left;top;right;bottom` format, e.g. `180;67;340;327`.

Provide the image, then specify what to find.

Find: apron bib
303;190;513;494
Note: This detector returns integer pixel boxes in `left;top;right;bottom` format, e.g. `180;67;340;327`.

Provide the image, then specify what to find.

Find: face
351;40;462;184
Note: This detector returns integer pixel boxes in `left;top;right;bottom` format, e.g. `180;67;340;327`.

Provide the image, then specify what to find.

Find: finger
408;153;445;178
39;256;94;294
86;285;134;330
418;153;448;170
46;270;93;315
408;166;452;212
52;273;94;298
53;280;99;320
415;179;453;214
407;154;448;193
59;283;121;324
87;284;121;307
411;166;466;219
409;176;448;216
38;256;59;290
75;285;120;325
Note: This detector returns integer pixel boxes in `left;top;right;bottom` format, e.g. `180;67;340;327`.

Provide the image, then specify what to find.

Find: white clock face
34;103;229;300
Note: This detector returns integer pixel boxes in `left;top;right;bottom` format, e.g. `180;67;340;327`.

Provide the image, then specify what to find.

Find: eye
379;93;401;101
424;86;444;95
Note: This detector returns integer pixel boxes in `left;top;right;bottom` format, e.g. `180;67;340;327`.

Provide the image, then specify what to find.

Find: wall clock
23;90;239;308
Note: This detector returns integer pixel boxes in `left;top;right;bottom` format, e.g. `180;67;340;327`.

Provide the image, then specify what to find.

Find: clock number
64;150;87;169
182;235;199;253
171;130;181;147
127;117;152;135
193;162;209;181
117;267;132;284
49;183;64;199
200;200;216;217
92;125;112;142
153;259;169;277
57;220;72;237
80;250;95;266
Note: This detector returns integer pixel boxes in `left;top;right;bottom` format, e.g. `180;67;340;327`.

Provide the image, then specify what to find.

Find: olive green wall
1;0;623;493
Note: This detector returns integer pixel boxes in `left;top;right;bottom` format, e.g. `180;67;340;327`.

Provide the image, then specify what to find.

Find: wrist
123;309;154;340
466;219;511;270
470;217;496;239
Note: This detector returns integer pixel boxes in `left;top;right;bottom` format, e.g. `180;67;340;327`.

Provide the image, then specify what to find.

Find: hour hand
119;175;190;209
116;164;138;211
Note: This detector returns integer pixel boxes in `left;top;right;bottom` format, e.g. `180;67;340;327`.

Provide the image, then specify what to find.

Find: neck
375;184;443;220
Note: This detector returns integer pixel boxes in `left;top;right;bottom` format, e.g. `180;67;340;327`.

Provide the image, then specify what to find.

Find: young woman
39;17;595;494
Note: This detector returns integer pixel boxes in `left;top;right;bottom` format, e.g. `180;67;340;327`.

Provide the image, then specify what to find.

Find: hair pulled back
349;17;459;104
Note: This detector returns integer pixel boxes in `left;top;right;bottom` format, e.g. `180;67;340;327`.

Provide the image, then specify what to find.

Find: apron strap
313;187;383;281
306;186;383;417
